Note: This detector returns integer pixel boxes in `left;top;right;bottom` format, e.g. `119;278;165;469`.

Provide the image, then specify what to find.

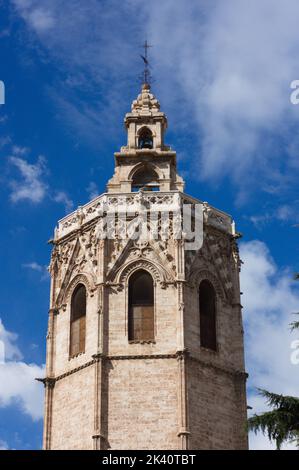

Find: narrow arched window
138;127;153;149
128;270;154;341
199;280;217;351
70;284;86;357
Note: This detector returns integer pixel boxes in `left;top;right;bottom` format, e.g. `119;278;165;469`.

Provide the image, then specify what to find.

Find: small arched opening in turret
131;165;160;192
138;127;153;149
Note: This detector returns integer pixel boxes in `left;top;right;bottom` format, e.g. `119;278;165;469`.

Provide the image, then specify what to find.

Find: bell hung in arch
138;127;153;149
106;82;185;194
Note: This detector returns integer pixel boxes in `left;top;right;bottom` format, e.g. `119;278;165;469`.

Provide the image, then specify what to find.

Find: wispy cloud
11;145;29;156
11;0;145;147
22;262;44;273
86;181;98;200
7;146;73;212
9;154;48;204
12;1;55;33
11;0;299;200
240;240;299;449
248;203;299;228
144;0;299;198
22;262;49;281
52;190;74;213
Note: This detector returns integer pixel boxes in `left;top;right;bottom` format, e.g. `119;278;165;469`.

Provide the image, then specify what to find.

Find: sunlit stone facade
42;83;248;450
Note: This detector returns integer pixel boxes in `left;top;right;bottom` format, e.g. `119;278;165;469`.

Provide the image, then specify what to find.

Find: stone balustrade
55;191;234;240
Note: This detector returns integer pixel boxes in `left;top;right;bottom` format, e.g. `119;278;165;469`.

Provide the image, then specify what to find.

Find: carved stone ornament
186;232;234;303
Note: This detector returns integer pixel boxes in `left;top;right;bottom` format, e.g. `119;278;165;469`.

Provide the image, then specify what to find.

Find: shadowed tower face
42;80;248;450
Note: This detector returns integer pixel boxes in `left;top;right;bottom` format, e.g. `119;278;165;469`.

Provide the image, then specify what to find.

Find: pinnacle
131;84;160;113
142;82;150;91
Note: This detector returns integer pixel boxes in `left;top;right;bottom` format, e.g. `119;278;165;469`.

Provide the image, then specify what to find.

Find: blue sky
0;0;299;450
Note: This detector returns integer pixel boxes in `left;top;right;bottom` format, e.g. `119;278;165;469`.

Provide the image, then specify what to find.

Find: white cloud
13;1;55;33
12;0;299;197
0;319;22;361
249;432;297;451
241;241;299;319
22;262;43;272
0;362;45;421
248;203;299;228
0;439;8;450
11;145;29;156
7;146;74;212
9;154;48;204
22;262;49;281
276;204;298;222
144;0;299;193
0;319;44;421
86;181;98;200
248;213;272;228
27;8;55;32
240;240;299;449
52;190;73;213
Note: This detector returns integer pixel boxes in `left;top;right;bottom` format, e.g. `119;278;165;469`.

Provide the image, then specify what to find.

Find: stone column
93;239;108;449
175;238;185;352
177;350;190;449
92;354;106;450
43;303;58;449
46;308;58;378
42;378;55;450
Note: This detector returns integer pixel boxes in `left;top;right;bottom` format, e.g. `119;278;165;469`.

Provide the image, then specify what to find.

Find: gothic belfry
42;74;248;450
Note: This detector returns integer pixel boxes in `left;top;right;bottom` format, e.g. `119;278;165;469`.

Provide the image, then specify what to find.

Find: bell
139;137;153;149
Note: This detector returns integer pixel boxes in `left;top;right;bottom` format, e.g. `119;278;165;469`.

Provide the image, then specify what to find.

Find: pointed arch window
70;284;86;357
131;166;159;192
128;270;154;341
199;280;217;351
138;127;153;149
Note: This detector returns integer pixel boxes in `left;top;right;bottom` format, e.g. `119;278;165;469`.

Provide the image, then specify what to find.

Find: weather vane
140;40;153;85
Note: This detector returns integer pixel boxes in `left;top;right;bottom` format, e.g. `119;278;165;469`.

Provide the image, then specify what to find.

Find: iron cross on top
140;40;152;84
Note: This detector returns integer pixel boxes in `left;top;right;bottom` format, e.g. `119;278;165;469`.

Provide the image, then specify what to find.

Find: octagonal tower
41;83;248;450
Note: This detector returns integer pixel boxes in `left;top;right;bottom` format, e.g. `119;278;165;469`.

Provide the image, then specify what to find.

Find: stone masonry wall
50;366;94;450
187;359;248;450
107;358;179;450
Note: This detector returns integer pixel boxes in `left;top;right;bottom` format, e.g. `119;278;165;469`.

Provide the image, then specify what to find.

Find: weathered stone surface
43;83;248;450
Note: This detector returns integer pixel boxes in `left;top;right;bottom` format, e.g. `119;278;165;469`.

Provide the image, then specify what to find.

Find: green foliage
248;389;299;449
290;313;299;332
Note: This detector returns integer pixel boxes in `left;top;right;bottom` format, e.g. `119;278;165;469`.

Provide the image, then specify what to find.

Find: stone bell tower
41;82;248;450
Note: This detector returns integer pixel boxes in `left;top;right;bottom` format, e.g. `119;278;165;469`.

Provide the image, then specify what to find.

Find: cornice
37;351;248;386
